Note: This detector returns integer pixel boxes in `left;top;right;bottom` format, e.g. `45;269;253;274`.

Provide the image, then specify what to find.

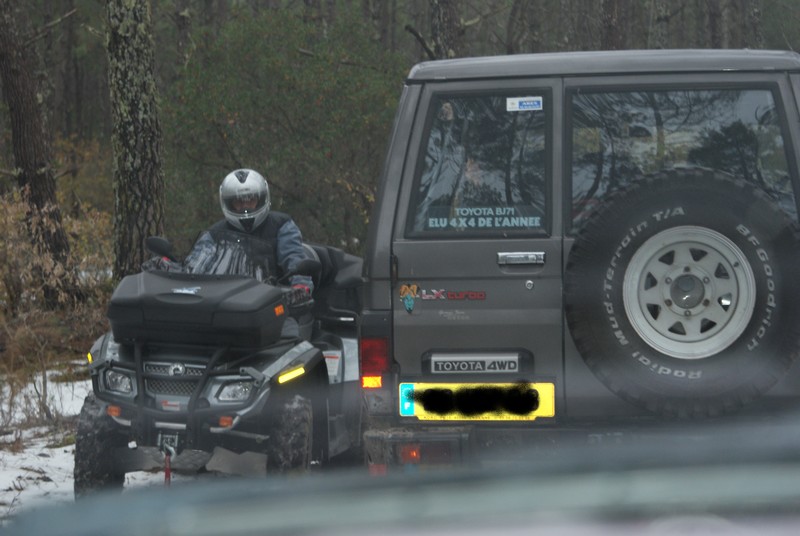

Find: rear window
570;87;795;229
407;93;549;237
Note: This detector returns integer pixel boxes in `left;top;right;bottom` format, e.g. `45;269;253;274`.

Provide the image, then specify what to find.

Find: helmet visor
223;192;267;215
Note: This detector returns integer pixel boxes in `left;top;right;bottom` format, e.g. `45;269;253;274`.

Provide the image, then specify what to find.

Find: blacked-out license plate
399;382;555;421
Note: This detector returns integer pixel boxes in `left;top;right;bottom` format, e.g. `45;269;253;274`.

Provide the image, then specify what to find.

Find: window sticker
424;206;543;231
506;96;543;112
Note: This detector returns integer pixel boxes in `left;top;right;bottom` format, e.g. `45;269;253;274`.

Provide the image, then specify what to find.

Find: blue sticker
399;383;415;416
402;293;415;313
506;96;543;112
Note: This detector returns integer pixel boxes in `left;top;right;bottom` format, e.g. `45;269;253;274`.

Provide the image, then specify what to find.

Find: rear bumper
361;419;711;473
363;426;472;473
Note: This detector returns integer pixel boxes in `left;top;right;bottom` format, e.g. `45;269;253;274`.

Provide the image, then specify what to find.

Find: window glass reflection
409;94;548;235
571;89;794;229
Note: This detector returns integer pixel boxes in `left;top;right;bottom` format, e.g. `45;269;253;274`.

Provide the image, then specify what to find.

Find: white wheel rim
622;226;756;360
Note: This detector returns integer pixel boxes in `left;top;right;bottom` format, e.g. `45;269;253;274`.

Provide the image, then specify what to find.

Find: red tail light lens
399;443;421;464
360;337;389;389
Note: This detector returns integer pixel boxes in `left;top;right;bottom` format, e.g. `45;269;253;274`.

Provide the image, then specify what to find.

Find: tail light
360;337;389;389
399;443;421;464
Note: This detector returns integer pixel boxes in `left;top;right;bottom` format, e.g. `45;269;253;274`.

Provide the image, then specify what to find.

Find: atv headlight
105;369;133;394
217;381;254;402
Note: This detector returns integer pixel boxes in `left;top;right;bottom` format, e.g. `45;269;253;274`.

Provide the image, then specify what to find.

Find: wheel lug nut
703;277;710;284
665;278;672;284
684;267;691;273
684;310;692;316
665;299;673;306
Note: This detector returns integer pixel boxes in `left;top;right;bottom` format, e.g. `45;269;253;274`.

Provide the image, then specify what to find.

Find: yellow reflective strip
87;352;93;364
277;366;305;384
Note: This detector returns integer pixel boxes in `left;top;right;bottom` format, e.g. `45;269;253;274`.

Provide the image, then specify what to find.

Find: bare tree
174;0;193;69
706;0;733;48
650;0;671;48
745;0;765;48
0;0;81;308
364;0;396;50
106;0;165;280
601;0;626;50
404;0;464;60
430;0;463;58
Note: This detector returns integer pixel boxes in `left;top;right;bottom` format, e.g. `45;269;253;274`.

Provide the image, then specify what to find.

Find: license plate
399;382;555;421
158;432;181;452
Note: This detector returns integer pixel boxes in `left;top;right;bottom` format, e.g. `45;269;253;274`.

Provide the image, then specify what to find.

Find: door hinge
390;254;398;282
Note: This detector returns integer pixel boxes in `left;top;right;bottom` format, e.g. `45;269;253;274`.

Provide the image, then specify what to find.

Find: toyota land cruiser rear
360;49;800;471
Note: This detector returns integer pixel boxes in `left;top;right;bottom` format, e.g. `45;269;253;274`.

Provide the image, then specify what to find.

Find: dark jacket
184;211;313;289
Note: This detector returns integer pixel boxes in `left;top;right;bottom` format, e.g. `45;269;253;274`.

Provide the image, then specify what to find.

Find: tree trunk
175;0;192;69
720;0;732;47
521;0;543;53
430;0;462;59
65;0;79;137
745;0;764;48
0;0;79;309
650;0;670;48
106;0;165;280
601;0;625;50
706;0;726;48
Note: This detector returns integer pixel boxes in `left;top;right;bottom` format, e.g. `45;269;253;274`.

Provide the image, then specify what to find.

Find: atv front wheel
74;395;126;498
265;394;313;473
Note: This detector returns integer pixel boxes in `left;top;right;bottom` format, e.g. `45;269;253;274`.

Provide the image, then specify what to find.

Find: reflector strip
278;366;305;384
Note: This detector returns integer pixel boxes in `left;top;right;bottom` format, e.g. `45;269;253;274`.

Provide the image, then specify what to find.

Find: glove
292;284;311;295
142;256;182;272
286;285;313;307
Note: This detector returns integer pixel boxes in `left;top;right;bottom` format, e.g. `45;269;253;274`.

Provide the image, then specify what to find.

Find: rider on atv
183;168;315;338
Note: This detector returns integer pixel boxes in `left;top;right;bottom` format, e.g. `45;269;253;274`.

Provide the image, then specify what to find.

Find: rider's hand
292;284;311;295
287;284;312;308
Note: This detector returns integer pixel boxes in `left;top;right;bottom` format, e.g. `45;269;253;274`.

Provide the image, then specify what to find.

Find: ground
0;372;189;525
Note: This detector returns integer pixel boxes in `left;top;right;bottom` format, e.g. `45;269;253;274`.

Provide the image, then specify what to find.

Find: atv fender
261;340;326;387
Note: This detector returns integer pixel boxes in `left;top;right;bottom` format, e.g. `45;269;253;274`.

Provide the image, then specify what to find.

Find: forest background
2;0;800;429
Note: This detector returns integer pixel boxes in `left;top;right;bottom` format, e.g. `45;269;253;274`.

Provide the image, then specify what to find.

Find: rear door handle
497;252;546;265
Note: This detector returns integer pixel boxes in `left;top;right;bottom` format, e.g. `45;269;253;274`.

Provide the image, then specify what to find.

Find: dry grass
0;192;112;430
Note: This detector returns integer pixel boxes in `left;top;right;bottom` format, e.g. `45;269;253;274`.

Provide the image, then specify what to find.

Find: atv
74;234;362;497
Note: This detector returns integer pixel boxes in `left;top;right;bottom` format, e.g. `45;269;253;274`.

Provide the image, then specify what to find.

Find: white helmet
219;169;270;232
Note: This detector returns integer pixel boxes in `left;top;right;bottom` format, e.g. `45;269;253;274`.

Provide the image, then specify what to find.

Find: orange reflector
399;444;421;464
106;405;121;418
86;352;93;364
274;304;285;316
362;376;382;389
218;416;234;428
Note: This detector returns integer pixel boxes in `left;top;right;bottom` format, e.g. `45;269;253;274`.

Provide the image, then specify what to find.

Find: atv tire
265;394;313;473
565;169;800;417
74;394;126;498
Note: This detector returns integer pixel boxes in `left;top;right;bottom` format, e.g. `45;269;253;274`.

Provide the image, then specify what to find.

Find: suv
360;49;800;470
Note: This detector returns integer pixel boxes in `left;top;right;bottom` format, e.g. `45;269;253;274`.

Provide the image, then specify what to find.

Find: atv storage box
108;271;286;347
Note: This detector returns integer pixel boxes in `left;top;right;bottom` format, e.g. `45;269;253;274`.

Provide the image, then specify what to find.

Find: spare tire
565;169;800;417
